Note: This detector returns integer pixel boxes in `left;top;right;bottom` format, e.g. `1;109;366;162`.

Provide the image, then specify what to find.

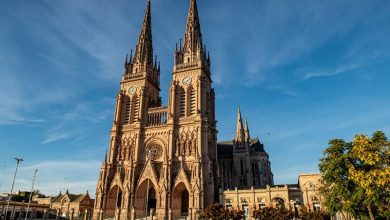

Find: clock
128;87;137;95
182;76;192;85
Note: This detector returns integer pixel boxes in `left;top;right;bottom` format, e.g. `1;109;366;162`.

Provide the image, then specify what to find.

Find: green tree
319;131;390;220
348;131;390;220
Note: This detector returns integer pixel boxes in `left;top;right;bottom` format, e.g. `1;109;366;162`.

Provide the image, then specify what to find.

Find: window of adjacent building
313;203;321;212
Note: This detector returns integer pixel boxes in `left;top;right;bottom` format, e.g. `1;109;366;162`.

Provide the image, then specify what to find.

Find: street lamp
294;198;300;220
25;169;38;220
4;158;23;219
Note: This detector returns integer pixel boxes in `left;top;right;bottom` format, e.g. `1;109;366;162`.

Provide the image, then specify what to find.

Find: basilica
92;1;321;220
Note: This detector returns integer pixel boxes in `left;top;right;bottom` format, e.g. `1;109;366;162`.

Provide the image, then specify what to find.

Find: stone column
149;208;154;220
168;209;172;220
84;210;88;220
188;208;192;220
99;210;104;220
70;209;75;220
56;209;60;220
130;207;135;220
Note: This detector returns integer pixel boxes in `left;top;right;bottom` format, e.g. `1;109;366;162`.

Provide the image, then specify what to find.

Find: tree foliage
299;205;331;220
319;131;390;220
252;207;293;220
204;203;244;220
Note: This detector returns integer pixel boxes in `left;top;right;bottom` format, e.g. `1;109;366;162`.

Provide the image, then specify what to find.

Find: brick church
92;0;274;219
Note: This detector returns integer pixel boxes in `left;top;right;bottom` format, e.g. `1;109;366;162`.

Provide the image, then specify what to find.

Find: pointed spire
244;119;250;142
104;150;108;162
235;107;245;143
134;0;153;67
183;0;203;61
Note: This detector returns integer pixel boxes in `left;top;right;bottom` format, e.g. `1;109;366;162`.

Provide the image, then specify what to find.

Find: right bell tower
169;0;219;209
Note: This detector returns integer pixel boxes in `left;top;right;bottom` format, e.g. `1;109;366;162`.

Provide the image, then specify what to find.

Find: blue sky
1;0;390;196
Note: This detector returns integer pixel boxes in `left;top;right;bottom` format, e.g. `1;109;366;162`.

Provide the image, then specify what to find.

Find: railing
147;107;168;127
176;61;199;70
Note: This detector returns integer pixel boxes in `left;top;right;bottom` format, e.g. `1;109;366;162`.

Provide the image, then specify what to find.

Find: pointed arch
123;95;131;124
188;86;196;115
132;94;140;122
172;169;192;219
179;86;186;117
134;177;160;218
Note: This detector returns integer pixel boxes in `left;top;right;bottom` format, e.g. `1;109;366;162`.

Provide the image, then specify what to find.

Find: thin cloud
303;64;359;80
41;134;70;145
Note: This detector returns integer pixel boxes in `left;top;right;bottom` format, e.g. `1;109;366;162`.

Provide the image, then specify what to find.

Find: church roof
217;138;267;158
52;191;88;203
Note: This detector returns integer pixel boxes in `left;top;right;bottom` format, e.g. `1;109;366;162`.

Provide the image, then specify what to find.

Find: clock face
182;76;192;85
128;87;137;95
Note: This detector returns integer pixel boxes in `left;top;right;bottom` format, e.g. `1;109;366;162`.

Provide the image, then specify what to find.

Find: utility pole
25;169;38;220
4;158;23;220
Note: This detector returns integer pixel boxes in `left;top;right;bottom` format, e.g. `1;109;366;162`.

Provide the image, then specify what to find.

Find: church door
181;189;189;216
147;187;157;214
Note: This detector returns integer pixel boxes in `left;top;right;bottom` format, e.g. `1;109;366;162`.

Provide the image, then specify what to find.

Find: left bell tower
93;1;161;220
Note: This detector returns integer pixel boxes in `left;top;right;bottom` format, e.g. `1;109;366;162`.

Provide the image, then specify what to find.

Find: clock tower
92;0;218;220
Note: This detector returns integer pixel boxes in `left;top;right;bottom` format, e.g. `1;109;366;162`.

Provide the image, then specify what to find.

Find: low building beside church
50;191;94;220
221;174;323;218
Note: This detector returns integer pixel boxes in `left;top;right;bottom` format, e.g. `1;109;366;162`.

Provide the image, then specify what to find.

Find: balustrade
147;107;168;127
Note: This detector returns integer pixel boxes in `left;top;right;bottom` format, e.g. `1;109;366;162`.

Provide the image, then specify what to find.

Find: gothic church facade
93;0;218;219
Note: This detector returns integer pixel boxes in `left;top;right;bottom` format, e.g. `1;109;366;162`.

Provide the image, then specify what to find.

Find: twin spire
235;107;251;145
124;0;208;79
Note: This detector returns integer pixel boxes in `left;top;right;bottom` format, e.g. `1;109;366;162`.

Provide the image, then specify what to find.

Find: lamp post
4;158;23;220
114;163;122;220
294;198;300;220
25;169;38;220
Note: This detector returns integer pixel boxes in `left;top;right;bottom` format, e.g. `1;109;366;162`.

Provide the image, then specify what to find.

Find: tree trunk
367;205;375;220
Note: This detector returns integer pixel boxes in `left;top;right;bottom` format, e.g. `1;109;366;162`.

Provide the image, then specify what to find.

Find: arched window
133;96;140;122
124;99;131;124
179;88;186;117
190;88;196;115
